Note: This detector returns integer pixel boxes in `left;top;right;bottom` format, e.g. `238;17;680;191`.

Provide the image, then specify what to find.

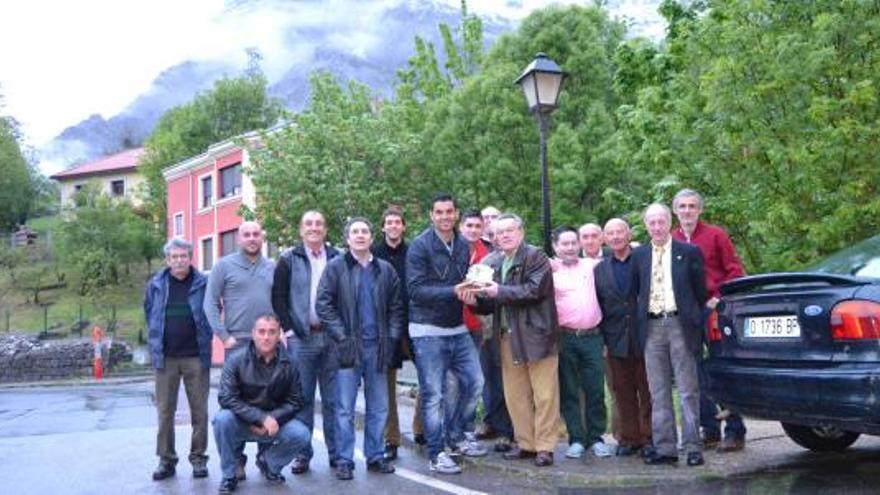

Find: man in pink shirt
551;226;614;459
672;188;746;452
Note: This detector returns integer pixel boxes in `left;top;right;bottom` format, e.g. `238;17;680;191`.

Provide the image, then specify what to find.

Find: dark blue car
707;235;880;451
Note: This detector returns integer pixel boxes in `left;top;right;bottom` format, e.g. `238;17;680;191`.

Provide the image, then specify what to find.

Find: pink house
162;132;265;272
163;132;265;364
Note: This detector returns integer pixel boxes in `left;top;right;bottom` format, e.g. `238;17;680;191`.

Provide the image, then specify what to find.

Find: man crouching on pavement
212;314;310;494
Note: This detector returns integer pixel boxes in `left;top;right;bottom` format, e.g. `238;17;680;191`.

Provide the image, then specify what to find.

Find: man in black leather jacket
212;314;310;493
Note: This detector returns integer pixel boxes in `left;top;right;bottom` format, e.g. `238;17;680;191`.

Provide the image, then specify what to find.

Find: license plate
744;315;801;338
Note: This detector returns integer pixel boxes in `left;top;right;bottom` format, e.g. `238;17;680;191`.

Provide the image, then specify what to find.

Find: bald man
594;219;651;457
205;221;276;351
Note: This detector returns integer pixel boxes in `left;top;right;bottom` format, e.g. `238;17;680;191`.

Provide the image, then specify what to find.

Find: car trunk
715;273;867;363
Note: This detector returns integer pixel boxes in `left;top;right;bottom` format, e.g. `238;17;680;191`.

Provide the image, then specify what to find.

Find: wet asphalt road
2;379;880;494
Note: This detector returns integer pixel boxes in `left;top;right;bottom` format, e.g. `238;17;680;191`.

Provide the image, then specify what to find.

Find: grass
0;214;151;344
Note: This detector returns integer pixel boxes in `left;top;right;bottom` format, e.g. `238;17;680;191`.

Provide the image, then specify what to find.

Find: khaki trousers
384;368;423;446
155;356;210;465
499;333;560;452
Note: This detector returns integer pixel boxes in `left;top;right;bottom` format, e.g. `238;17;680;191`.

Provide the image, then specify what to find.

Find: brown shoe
502;447;537;460
534;451;554;467
717;437;745;452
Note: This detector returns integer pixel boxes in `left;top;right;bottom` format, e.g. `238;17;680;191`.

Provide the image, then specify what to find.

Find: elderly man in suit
594;218;652;457
633;204;707;467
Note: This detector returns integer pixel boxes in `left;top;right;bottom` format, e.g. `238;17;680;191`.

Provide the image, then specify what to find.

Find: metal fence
1;302;146;344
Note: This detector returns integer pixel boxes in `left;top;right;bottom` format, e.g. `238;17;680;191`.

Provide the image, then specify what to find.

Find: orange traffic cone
92;326;104;381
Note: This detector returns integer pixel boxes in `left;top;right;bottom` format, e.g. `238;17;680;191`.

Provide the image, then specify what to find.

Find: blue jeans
212;409;310;479
336;340;388;466
480;335;513;439
413;333;484;458
288;332;337;462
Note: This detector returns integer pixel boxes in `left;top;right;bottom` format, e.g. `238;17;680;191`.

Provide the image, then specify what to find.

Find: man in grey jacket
204;221;275;351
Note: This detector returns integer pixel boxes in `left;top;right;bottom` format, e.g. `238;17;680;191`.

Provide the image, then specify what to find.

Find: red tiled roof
51;147;145;180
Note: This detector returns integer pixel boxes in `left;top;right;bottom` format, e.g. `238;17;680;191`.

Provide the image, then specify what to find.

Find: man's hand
454;281;479;306
223;336;238;349
481;281;499;298
706;296;720;310
262;415;280;436
250;425;268;436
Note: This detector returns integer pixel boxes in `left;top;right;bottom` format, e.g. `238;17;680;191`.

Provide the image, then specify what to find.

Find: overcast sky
0;0;662;157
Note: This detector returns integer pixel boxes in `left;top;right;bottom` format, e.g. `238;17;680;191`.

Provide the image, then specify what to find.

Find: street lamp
515;52;567;256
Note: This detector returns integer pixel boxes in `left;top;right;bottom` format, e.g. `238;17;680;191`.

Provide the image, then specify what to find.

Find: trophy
465;264;494;287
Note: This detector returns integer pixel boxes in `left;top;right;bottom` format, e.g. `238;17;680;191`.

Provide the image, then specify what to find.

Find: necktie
650;245;665;313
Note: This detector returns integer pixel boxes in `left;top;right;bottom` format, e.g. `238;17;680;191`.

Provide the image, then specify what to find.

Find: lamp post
515;52;567;256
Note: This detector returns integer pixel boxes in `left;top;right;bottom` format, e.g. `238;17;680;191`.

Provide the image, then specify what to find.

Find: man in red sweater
672;188;746;452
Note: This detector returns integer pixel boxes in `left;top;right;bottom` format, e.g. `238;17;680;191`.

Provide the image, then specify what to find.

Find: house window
110;179;125;197
201;237;214;271
220;164;242;199
173;213;184;237
74;184;84;192
201;175;213;208
220;228;238;257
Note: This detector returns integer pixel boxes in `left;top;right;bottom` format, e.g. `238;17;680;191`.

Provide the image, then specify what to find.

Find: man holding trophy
457;213;560;467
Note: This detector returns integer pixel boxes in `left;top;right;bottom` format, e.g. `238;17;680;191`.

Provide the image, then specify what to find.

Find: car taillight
708;309;722;342
830;300;880;340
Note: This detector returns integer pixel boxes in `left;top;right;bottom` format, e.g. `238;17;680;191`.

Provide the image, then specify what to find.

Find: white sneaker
454;433;488;457
565;442;585;458
591;440;615;458
429;452;462;474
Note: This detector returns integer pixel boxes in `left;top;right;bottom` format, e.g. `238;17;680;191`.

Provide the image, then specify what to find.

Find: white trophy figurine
466;264;494;287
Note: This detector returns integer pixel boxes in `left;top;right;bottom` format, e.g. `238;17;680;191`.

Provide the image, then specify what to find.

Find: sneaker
429;452;462;475
454;433;488;457
591;441;615;458
565;442;585;459
218;477;238;494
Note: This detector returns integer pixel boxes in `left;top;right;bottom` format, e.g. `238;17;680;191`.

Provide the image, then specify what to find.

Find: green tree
610;0;880;271
57;185;155;296
249;73;420;244
139;72;283;227
0;106;34;231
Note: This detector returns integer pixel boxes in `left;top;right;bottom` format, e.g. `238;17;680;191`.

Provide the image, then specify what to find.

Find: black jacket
406;227;470;328
475;244;559;364
594;256;639;358
272;244;340;338
218;342;303;426
372;238;411;368
316;252;405;371
632;239;708;354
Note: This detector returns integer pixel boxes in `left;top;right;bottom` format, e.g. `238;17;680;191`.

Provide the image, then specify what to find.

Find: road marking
313;429;488;495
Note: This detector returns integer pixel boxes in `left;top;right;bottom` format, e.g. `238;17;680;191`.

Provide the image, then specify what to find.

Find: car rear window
808;235;880;278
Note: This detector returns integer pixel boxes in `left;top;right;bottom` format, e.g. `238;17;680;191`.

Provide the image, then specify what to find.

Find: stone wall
0;334;133;383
